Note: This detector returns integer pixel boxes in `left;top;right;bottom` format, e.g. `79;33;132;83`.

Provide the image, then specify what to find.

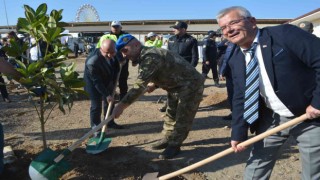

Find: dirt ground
0;55;302;180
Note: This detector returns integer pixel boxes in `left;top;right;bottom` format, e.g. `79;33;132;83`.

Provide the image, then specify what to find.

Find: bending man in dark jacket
84;39;120;132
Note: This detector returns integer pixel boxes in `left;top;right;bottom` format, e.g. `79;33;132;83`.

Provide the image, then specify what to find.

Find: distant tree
3;3;86;149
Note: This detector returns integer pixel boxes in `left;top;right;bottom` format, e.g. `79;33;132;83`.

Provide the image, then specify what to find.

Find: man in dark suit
84;39;120;133
216;6;320;179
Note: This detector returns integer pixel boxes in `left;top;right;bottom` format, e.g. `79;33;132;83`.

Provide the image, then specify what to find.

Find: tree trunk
40;96;47;149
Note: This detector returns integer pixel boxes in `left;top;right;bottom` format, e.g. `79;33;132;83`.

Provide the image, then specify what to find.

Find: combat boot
151;138;169;150
158;145;181;159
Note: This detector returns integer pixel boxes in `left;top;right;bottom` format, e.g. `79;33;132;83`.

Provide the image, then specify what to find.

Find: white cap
30;38;36;45
17;34;24;38
111;21;121;27
147;32;157;38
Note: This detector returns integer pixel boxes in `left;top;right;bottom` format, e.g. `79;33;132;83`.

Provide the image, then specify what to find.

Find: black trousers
201;60;218;80
0;74;9;100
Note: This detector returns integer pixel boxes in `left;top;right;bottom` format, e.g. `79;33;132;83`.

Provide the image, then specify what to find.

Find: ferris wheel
75;4;100;22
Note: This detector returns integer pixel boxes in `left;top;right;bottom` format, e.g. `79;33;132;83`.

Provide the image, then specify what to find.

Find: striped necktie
244;43;259;124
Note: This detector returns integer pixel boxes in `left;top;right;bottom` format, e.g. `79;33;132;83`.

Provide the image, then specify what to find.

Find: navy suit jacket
229;24;320;141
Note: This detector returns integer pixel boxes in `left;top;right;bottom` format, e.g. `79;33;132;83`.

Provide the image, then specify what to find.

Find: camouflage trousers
162;84;204;146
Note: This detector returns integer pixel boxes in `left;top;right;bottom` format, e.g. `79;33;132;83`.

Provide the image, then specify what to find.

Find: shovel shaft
100;64;123;134
159;114;307;180
100;101;113;133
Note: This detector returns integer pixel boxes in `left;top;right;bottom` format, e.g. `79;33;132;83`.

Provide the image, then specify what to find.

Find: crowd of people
1;5;320;179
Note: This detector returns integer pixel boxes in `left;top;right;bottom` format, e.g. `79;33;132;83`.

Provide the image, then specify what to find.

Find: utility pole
3;0;10;29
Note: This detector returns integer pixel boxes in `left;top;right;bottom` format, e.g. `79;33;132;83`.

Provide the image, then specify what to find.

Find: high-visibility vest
96;34;118;48
144;39;163;48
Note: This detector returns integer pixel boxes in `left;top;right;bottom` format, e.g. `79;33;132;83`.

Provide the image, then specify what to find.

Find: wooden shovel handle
101;64;123;133
54;64;123;163
159;114;308;180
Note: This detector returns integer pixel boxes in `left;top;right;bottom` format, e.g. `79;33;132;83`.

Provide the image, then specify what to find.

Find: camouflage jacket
121;46;204;104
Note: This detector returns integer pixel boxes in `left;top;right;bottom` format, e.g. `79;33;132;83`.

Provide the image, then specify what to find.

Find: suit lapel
231;47;246;90
259;33;275;87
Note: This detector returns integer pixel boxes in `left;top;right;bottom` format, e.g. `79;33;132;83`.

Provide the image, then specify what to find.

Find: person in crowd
218;41;235;120
0;57;20;175
74;42;79;58
84;39;120;133
29;37;41;62
216;37;229;70
157;21;199;113
168;21;199;67
297;21;314;33
0;42;11;103
0;64;4;173
216;6;320;179
112;34;204;159
7;32;27;65
202;30;219;86
144;32;163;48
95;21;129;129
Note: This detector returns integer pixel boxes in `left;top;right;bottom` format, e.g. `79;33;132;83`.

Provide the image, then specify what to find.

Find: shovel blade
142;172;159;180
29;148;71;180
86;137;112;154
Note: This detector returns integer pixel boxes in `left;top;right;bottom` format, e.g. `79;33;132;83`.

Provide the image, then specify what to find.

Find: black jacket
202;37;217;62
168;34;199;67
84;48;120;98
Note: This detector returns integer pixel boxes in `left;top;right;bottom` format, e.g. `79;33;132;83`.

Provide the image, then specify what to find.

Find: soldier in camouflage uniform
112;34;204;159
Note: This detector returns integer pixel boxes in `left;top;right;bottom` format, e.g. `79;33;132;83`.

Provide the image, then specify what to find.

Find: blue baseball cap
116;34;136;51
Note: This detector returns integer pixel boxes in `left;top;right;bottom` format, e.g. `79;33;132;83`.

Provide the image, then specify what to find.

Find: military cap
207;30;217;37
116;34;136;51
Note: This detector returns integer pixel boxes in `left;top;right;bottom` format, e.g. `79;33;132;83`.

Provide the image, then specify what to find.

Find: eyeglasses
219;17;248;32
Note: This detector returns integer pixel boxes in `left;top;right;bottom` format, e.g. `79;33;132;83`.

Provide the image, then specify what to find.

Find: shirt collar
241;29;260;53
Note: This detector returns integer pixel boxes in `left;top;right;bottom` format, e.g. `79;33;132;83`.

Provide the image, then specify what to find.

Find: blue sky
0;0;318;26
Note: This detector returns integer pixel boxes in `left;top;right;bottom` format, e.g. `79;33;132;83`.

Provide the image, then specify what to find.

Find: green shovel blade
86;133;112;154
29;148;71;180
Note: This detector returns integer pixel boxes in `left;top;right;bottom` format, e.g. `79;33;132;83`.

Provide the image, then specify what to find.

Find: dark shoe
151;138;169;150
201;73;209;79
214;80;221;87
3;98;11;103
159;146;181;159
107;120;124;129
158;105;167;112
222;113;232;120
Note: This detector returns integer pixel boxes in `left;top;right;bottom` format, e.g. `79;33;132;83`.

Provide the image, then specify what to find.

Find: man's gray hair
216;6;252;23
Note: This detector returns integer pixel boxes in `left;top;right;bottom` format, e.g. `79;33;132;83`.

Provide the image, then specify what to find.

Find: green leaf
45;78;60;90
27;61;41;74
17;18;31;33
19;77;33;85
15;68;28;77
24;5;36;17
41;67;48;74
25;10;35;22
48;16;56;28
14;60;26;70
66;80;86;88
35;3;47;18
